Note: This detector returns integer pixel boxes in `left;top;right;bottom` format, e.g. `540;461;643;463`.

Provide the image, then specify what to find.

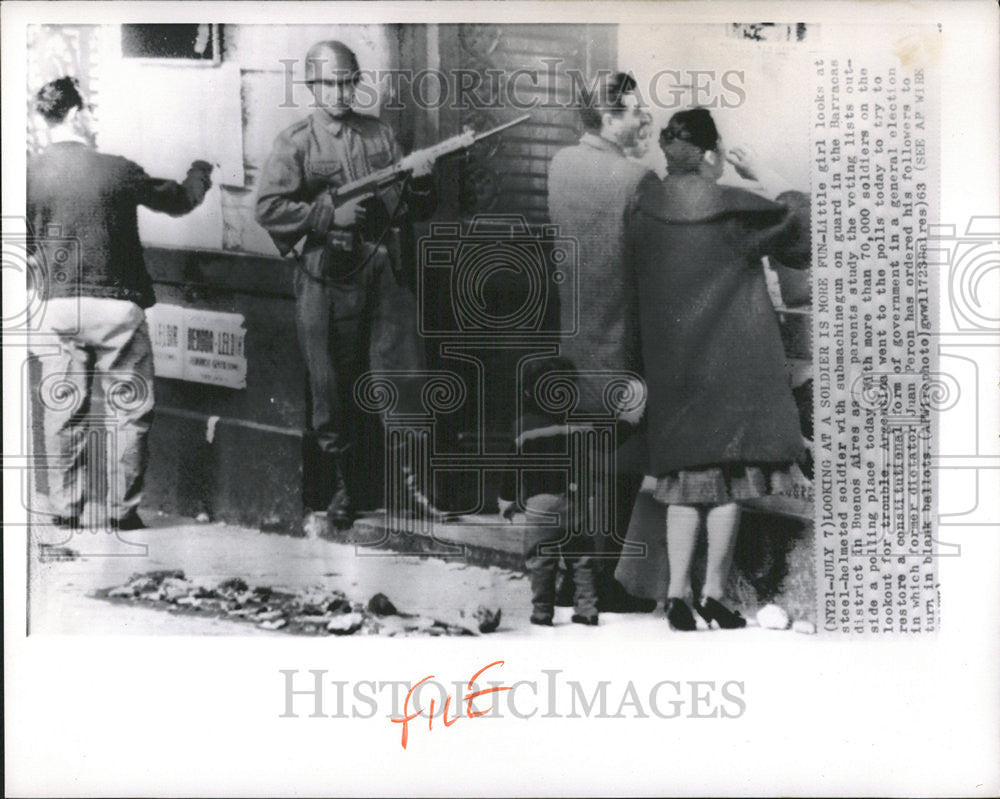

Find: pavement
27;512;812;639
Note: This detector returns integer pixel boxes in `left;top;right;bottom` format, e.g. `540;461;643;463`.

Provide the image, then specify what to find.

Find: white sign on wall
146;304;247;389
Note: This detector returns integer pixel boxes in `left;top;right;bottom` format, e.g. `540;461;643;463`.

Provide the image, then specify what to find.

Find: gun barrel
331;114;530;201
473;113;531;142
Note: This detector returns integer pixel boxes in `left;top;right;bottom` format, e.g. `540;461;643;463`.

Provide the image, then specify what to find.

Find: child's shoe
530;601;554;626
571;613;598;626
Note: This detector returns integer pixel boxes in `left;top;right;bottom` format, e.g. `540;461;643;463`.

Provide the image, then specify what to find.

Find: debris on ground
440;605;502;634
792;619;817;635
367;593;397;616
94;571;501;637
756;603;791;630
471;605;502;633
326;612;364;635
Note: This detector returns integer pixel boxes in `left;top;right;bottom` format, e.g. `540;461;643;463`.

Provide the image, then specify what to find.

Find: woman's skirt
653;461;809;505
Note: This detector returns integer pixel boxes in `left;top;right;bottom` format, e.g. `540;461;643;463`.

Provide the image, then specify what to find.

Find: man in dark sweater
27;76;212;532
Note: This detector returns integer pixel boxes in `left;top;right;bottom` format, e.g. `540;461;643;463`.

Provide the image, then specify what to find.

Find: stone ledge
321;513;530;572
321;506;816;624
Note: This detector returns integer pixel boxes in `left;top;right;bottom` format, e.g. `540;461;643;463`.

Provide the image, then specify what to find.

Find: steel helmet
305;40;360;85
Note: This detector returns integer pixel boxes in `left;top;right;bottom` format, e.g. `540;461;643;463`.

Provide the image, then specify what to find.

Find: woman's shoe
696;596;747;629
665;597;697;632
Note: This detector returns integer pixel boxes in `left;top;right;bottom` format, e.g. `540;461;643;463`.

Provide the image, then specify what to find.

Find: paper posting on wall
145;303;185;380
146;304;247;389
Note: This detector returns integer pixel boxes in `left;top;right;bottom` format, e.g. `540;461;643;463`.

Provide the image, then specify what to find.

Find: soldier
255;41;438;528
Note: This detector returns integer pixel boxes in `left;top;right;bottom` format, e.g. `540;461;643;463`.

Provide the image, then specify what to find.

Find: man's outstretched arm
134;160;214;217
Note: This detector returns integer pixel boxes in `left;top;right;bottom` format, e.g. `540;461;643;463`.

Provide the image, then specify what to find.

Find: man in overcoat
546;71;658;611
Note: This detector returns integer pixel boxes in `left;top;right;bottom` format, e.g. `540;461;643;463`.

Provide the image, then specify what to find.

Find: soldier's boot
391;436;455;522
326;457;355;531
398;462;456;521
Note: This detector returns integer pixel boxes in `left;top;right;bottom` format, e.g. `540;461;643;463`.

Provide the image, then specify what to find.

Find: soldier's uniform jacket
255;108;434;283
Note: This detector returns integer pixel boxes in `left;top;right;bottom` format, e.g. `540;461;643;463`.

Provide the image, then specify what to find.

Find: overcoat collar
642;173;785;223
580;132;626;158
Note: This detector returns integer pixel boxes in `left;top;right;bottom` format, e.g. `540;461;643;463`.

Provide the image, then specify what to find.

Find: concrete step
321;512;531;571
319;504;816;624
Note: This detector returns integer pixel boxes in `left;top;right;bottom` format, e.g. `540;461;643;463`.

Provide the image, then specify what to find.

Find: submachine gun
332;113;530;206
316;113;529;282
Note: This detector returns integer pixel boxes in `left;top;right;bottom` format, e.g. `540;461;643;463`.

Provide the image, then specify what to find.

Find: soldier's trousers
32;298;154;524
294;244;425;457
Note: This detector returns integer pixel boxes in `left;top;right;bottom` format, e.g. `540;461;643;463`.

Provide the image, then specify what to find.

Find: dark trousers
523;492;597;618
294;243;424;458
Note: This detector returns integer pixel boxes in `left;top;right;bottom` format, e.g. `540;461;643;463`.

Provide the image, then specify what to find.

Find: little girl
498;357;602;627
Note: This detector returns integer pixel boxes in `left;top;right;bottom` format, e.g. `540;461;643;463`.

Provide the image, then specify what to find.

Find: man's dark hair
35;76;85;126
578;71;637;132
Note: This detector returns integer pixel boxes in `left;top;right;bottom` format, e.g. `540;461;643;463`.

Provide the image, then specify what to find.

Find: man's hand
333;196;367;228
188;160;214;191
406;152;436;179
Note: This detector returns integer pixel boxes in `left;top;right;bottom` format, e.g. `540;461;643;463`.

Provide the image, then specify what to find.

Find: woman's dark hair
659;107;720;152
578;71;637;132
35;76;85;125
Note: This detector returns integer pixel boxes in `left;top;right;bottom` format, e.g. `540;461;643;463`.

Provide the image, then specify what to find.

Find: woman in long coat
628;108;810;631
